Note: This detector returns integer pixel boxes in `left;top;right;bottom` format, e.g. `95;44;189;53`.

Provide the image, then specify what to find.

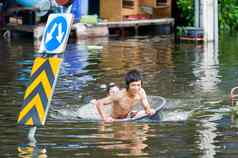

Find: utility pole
200;0;218;42
194;0;201;28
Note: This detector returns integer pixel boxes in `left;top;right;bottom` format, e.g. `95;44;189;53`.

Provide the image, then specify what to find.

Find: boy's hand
147;108;156;116
128;111;138;118
104;116;114;123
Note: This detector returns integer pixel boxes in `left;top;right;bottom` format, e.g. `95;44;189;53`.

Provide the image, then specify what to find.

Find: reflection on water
193;42;220;92
230;113;238;128
17;145;47;158
97;123;149;156
95;37;174;91
1;34;238;157
198;115;219;158
195;40;220;158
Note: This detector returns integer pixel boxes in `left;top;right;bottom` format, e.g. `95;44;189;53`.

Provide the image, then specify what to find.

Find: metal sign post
17;13;73;143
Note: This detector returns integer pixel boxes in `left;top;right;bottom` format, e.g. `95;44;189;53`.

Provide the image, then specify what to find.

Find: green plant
219;0;238;31
176;0;194;26
176;0;238;31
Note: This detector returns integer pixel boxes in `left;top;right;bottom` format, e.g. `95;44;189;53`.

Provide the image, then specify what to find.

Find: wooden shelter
100;0;172;21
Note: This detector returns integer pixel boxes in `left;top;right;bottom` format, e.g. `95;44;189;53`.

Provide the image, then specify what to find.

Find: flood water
1;33;238;157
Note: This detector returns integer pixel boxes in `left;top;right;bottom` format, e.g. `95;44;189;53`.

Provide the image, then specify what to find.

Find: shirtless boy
96;69;155;122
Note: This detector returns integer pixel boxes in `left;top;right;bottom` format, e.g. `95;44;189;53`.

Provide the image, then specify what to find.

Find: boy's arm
140;89;155;115
96;96;114;122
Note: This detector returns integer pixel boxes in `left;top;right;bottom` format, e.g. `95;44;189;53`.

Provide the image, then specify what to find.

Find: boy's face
128;80;142;94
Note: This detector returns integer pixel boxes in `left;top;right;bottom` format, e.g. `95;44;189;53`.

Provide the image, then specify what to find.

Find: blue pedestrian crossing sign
39;14;73;54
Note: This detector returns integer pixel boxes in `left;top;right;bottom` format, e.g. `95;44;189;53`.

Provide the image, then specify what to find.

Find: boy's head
107;82;119;96
125;69;142;90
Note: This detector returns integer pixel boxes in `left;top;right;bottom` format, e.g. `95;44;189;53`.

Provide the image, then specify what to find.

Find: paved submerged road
0;34;238;157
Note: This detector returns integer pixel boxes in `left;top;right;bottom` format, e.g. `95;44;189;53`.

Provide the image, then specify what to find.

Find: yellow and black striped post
17;57;62;126
17;13;73;143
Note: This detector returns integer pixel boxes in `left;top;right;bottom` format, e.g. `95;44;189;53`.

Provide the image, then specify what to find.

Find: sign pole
17;13;73;143
28;126;37;143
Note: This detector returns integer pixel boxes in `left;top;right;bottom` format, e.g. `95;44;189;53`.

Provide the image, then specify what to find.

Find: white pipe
201;0;218;42
214;0;219;44
194;0;200;27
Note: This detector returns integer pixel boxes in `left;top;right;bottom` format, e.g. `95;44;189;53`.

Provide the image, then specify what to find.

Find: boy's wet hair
107;82;116;93
124;69;142;89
